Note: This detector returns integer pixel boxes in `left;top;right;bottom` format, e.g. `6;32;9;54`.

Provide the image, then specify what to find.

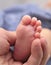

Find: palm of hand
0;28;48;65
0;52;23;65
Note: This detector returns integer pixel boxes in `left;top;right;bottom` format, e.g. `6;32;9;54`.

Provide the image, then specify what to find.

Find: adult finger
40;38;50;65
23;39;43;65
0;28;16;55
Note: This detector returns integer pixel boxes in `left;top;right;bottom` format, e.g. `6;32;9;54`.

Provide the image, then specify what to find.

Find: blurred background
0;0;51;10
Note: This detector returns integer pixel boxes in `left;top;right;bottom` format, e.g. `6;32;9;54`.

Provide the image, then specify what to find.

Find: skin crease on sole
13;15;42;62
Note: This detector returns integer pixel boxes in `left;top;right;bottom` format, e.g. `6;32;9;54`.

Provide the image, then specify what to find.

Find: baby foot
13;15;42;62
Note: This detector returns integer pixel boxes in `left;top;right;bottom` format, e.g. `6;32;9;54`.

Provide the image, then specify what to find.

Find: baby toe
21;15;31;25
36;26;42;33
30;17;37;26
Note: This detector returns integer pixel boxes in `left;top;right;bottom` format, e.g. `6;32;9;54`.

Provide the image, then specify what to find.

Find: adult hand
0;28;49;65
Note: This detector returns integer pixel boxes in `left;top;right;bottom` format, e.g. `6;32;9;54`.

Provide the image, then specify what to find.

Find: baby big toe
21;15;31;25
